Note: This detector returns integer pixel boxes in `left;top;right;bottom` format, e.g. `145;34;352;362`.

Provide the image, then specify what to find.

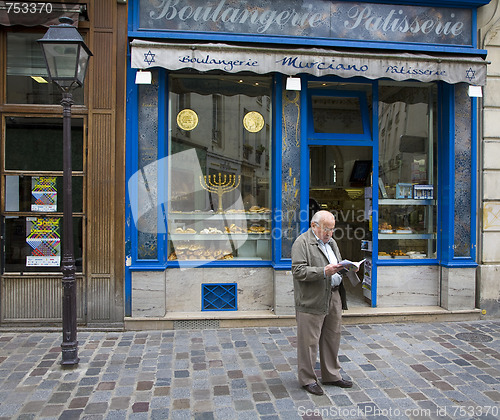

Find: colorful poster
31;177;57;212
26;217;61;267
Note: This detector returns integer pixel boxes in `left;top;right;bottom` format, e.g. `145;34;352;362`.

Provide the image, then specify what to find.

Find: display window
1;117;85;273
377;82;438;259
166;74;272;262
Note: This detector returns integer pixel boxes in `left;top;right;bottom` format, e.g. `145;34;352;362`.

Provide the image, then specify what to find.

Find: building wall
479;0;500;318
0;0;127;326
85;0;127;326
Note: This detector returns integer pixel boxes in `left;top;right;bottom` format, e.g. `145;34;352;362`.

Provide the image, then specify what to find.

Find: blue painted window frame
375;82;440;270
125;0;481;314
438;84;478;268
126;67;168;270
301;75;379;305
126;68;278;272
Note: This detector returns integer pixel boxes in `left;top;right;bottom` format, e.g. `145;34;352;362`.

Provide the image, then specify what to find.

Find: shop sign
131;41;487;85
139;0;472;46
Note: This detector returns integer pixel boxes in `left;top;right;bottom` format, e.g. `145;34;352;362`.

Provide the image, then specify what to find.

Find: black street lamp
38;17;92;366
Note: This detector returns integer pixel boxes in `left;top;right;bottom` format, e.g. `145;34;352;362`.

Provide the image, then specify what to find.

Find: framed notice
31;176;57;212
26;217;61;267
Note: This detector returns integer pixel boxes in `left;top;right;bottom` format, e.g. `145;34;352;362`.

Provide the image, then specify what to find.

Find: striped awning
131;39;488;86
0;2;85;27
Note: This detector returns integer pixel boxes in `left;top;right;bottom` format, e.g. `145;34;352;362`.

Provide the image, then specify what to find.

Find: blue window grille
202;283;237;311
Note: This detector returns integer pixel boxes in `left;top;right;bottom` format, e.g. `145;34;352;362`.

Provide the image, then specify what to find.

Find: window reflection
5;175;84;213
312;96;364;134
167;75;272;261
3;216;83;273
7;32;84;105
5;117;84;171
378;82;437;259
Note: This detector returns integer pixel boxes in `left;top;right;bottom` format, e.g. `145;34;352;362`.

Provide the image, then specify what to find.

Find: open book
339;258;366;272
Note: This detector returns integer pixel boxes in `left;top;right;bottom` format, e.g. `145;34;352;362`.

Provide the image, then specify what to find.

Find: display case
377;82;438;260
377;199;436;259
167;207;272;261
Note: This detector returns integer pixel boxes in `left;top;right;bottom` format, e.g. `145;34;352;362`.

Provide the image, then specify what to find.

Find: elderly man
291;210;355;396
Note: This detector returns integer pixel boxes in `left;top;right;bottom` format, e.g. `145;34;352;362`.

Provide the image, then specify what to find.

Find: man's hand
325;263;344;276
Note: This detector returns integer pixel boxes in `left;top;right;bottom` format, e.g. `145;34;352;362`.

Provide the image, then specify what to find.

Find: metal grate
174;319;220;330
202;283;237;311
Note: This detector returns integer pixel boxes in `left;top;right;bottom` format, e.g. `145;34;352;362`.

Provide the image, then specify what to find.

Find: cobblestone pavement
0;320;499;420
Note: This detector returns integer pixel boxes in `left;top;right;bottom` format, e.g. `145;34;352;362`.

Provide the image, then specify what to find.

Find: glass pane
5;117;84;171
7;33;83;105
378;82;437;259
44;43;78;78
312;96;364;134
308;81;373;129
167;75;272;261
309;144;372;267
4;175;84;213
378;205;436;259
3;216;83;273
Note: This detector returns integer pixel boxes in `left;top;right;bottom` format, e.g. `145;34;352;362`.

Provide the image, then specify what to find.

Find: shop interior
309;145;372;307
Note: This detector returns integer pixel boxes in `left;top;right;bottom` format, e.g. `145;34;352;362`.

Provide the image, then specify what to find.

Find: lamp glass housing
37;18;92;90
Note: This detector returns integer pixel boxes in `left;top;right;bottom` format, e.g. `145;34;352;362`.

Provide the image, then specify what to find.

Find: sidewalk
0;320;499;420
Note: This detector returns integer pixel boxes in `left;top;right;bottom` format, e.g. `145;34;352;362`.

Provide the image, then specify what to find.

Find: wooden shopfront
0;0;127;327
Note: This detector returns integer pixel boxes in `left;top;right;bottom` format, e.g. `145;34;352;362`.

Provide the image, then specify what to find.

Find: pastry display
395;227;413;233
248;206;271;213
390;249;407;256
225;224;247;234
168;204;271;260
226;209;246;214
379;222;393;233
169;243;234;260
200;227;223;234
248;224;266;233
174;227;197;234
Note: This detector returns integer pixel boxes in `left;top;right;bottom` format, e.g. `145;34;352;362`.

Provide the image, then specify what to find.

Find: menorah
200;173;241;213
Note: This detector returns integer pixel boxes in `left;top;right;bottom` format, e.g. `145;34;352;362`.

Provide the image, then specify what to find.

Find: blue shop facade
125;0;489;323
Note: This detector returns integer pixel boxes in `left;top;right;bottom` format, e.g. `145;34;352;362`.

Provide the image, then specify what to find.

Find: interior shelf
169;233;271;241
379;199;435;206
378;233;436;240
168;212;271;220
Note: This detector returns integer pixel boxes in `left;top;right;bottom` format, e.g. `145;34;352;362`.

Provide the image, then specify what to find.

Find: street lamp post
38;17;92;366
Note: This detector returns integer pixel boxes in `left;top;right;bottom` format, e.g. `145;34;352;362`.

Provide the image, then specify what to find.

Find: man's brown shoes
303;382;324;395
322;379;353;388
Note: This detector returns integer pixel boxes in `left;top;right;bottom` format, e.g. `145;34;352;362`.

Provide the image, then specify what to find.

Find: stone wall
479;0;500;318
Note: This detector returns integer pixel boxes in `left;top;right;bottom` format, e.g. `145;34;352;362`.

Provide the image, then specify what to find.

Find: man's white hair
310;210;335;226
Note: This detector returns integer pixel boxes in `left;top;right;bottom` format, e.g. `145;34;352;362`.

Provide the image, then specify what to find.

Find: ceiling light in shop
31;76;48;83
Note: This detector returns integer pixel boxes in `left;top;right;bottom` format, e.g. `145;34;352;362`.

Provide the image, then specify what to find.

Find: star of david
466;67;476;82
144;50;156;66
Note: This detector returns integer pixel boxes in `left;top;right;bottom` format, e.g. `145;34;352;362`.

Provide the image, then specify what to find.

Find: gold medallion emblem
243;111;264;133
177;109;198;131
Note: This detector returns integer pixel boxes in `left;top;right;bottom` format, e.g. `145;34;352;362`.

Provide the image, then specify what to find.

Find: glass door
307;81;374;307
309;145;372;307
